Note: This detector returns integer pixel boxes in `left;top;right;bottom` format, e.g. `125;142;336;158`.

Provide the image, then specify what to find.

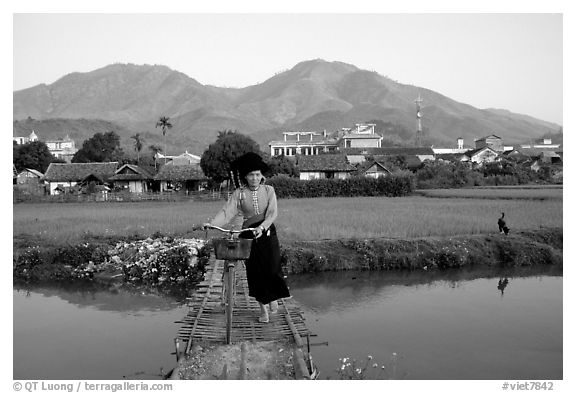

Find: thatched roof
296;154;356;172
154;164;206;181
44;162;119;182
109;164;154;181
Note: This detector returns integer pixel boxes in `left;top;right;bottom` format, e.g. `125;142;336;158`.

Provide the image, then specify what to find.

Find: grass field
13;187;563;245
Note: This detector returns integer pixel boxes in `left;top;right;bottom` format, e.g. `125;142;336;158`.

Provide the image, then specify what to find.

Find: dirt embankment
280;228;562;274
173;340;299;380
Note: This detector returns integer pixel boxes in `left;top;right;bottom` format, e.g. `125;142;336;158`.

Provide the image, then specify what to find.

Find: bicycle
204;224;256;344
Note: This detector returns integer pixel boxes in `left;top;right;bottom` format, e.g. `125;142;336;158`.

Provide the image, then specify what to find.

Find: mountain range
13;59;561;155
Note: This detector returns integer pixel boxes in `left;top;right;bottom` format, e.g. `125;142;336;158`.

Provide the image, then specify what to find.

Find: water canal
13;265;562;380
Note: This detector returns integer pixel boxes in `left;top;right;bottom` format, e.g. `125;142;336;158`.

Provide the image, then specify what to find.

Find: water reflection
288;265;561;316
497;277;510;296
14;282;182;313
13;284;185;380
288;265;562;380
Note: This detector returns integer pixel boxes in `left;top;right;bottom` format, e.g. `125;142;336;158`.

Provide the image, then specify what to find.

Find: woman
203;152;290;323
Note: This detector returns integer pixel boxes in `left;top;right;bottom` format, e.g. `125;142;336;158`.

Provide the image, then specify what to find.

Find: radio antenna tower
415;93;423;146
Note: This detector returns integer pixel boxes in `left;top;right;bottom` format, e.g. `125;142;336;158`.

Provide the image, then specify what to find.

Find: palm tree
155;116;172;165
131;133;144;165
148;144;163;170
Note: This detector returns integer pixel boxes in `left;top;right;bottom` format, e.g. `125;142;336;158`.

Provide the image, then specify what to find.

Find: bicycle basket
213;238;253;260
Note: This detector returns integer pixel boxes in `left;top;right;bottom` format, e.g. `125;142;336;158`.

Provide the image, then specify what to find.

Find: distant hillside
14;60;562;153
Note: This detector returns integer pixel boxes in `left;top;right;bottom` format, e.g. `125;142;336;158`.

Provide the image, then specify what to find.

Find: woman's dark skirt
239;223;290;304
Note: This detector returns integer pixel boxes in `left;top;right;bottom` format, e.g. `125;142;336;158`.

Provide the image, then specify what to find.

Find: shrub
266;173;414;199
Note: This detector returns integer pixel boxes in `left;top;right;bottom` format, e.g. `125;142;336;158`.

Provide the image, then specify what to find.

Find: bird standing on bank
498;212;510;235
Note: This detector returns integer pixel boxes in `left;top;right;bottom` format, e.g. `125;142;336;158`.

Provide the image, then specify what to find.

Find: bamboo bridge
173;258;317;379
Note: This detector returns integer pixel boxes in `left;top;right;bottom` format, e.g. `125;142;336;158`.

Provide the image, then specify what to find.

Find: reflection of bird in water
498;213;510;235
497;278;509;296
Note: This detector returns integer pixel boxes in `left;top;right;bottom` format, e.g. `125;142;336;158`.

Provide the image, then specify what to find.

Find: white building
341;123;382;149
269;131;339;157
432;138;471;154
13;130;78;162
45;135;78;162
13;130;38;145
520;138;561;150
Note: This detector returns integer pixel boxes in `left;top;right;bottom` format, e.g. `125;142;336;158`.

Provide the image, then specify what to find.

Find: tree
155;116;172;164
13;141;63;173
266;155;299;178
72;131;124;163
200;130;262;183
131;133;144;165
148;144;163;170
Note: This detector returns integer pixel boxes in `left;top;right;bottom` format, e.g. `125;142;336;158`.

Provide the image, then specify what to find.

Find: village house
474;134;508;152
43;162;119;195
355;160;392;179
154;165;207;193
16;168;44;185
502;149;533;163
109;164;154;193
342;147;435;166
155;151;202;166
296;154;356;180
459;146;499;165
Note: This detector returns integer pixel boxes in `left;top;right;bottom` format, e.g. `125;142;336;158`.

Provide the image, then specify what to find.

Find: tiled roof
296;154;356;172
109;164;154;181
372;155;424;169
475;134;502;142
463;146;497;158
540;151;561;158
356;161;391;174
44;162;119;182
154;164;206;181
342;147;435;156
517;148;561;158
434;153;464;162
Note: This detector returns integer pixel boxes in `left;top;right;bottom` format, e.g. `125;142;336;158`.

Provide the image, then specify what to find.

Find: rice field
13;187;563;245
415;187;563;200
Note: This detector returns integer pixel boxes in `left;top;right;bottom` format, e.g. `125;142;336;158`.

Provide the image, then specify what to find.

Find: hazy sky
13;13;563;124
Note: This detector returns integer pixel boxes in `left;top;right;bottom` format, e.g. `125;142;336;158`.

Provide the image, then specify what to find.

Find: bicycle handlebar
204;224;255;234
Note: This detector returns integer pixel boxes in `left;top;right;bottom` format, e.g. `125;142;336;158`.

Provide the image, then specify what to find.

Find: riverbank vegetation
280;227;562;274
